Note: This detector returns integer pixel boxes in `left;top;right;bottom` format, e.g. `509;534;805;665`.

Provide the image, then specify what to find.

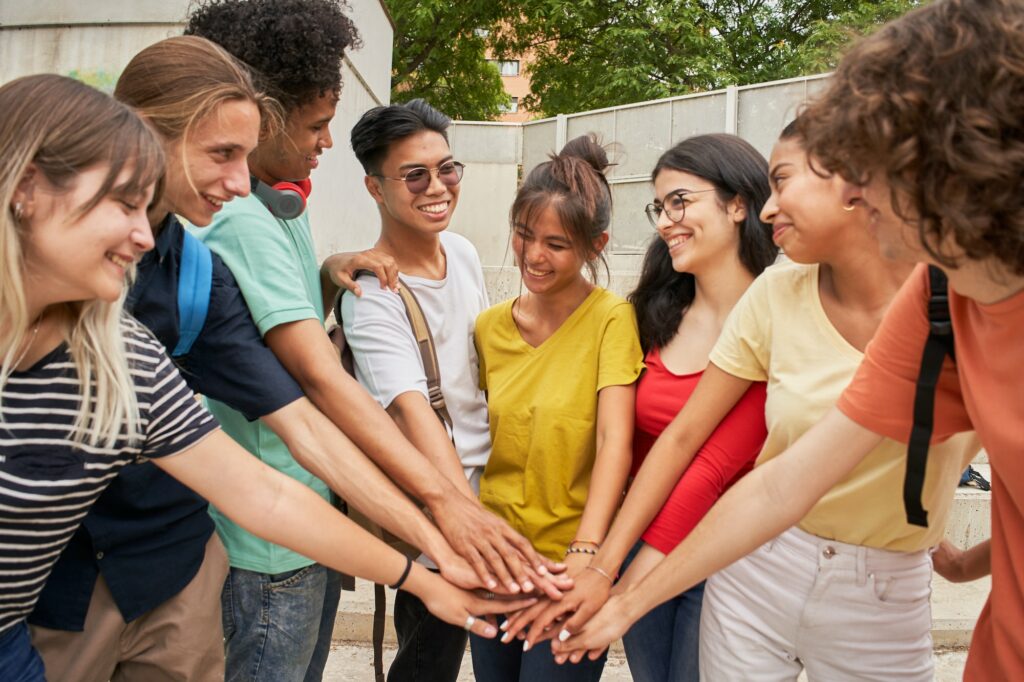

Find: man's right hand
430;492;571;599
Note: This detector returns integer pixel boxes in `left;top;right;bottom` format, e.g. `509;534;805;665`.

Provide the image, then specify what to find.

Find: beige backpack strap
396;283;454;434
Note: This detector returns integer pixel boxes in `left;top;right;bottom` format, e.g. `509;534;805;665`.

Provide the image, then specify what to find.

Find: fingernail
487;579;498;589
501;632;511;643
523;640;531;652
536;565;548;575
484;626;497;637
559;629;571;642
522;581;534;592
507;582;520;593
499;621;509;631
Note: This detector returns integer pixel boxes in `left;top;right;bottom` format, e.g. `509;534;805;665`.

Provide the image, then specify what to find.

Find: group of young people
0;0;1020;681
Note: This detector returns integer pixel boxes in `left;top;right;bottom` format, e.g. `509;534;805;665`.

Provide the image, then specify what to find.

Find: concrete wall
0;0;394;264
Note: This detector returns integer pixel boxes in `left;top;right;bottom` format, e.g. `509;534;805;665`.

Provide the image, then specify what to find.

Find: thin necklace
11;317;42;370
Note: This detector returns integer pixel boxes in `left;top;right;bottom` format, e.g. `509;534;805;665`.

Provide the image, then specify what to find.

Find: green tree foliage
387;0;514;120
387;0;921;120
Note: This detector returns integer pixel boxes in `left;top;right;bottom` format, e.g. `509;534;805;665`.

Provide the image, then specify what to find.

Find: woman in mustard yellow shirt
470;135;644;682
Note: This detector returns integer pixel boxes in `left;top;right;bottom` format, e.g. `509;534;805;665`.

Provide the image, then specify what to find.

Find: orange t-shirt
837;264;1024;680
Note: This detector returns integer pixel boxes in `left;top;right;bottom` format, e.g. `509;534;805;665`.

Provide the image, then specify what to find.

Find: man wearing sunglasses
337;99;538;682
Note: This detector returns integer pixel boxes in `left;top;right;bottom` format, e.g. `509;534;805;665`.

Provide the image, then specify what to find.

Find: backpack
172;231;213;357
328;277;452;682
903;265;956;527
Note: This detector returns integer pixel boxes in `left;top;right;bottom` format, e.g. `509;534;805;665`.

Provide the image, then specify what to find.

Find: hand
322;248;399;297
430;492;570;599
932;539;972;582
411;566;539;639
551;592;634;664
503;560;612;648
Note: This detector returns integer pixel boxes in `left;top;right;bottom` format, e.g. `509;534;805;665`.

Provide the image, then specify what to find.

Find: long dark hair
629;134;776;353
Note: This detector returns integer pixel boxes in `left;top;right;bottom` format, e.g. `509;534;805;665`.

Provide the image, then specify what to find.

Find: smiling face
20;164;156;306
161;98;260;227
368;130;460;236
512;202;601;296
761;137;858;264
250;91;337;185
651;169;744;276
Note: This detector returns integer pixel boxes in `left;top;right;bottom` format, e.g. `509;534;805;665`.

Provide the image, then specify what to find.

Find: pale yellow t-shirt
710;261;978;551
475;288;644;561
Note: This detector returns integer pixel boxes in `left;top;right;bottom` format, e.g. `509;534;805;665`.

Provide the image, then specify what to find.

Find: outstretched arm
154;430;536;637
553;407;882;660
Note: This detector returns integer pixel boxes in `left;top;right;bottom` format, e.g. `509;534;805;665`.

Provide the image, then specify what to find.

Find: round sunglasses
373;161;466;194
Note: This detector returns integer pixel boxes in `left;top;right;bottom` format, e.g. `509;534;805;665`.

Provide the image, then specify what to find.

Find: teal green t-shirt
189;194;329;574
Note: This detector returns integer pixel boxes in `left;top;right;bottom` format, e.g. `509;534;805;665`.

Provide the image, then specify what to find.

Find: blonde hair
115;35;281;193
0;74;164;447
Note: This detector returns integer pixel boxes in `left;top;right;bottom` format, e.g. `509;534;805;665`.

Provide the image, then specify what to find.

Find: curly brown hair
185;0;361;111
798;0;1024;275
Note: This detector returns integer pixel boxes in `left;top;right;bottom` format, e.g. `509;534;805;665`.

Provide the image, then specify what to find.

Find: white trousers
699;526;933;681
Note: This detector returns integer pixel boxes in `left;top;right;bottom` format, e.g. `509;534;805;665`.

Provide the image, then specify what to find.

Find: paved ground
324;643;969;681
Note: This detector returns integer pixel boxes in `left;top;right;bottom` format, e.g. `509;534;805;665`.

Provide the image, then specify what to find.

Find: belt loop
856;545;868;585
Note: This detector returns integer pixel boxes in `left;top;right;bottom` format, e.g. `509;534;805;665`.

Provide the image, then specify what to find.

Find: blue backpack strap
173;231;213;357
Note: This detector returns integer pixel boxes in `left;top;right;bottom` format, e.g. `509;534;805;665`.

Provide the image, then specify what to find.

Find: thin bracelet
390;556;413;590
570;539;602;548
586;565;614;584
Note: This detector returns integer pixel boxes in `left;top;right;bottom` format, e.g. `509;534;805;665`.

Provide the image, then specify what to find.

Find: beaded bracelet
565;545;598;557
389;555;413;590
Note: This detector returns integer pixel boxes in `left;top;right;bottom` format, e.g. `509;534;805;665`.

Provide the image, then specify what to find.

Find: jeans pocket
266;564;319;590
868;566;931;608
221;572;236;640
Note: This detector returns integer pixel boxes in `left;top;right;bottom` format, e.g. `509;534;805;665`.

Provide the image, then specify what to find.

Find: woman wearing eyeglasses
467;134;644;682
519;120;980;681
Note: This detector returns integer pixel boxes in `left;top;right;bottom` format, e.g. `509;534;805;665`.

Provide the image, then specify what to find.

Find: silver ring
464;615;476;631
484;591;496;600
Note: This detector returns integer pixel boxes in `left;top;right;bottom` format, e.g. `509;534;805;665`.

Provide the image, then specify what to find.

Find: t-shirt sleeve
474;317;489;393
197;208;318;335
837;265;973;442
177;253;304;421
641;381;768;553
709;273;771;382
596;302;645;391
340;282;429;408
130;325;219;459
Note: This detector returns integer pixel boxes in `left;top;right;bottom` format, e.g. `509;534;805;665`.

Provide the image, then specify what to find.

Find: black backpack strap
904;266;956;527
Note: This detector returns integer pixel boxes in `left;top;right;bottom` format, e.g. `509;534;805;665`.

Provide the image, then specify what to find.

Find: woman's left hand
550;592;634;663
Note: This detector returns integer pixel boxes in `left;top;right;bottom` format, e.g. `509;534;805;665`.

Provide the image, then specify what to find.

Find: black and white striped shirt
0;317;217;634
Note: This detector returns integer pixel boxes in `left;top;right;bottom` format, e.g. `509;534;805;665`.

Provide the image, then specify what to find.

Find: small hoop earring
13;202;24;221
842;203;856;212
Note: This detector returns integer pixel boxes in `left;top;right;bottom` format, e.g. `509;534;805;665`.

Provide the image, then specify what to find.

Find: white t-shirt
341;231;491;491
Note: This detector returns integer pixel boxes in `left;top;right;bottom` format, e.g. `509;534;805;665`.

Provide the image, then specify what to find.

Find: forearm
615;408;881;621
262;399;452;562
945;540;992;582
575;444;631;547
387;393;477;500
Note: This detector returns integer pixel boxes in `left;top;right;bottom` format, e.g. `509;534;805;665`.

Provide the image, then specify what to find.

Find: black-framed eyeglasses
373;161;466;194
644;188;716;228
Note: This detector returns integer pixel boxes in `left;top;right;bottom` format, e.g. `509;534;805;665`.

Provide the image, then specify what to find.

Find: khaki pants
31;533;229;682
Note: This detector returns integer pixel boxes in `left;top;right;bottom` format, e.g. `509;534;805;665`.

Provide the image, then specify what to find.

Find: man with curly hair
185;1;564;680
545;1;1024;679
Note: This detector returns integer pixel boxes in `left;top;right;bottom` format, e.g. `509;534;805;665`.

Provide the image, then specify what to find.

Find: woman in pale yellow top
517;120;979;680
469;135;643;682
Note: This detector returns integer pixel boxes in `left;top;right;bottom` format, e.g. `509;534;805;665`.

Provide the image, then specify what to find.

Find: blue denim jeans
620;541;704;682
221;564;343;682
470;617;606;682
389;588;467;682
0;621;46;682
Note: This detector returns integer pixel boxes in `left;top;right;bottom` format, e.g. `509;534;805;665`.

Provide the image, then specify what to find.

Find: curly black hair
185;0;361;111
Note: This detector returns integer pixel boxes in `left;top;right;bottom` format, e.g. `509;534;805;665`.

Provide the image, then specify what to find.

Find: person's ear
364;174;385;205
11;164;38;222
591;232;610;257
839;179;865;211
727;195;747;225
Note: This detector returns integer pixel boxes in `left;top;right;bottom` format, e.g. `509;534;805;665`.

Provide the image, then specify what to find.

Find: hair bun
557;134;611;175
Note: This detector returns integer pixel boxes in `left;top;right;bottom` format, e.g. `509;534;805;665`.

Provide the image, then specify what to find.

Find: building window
499;97;520;114
489;59;520;77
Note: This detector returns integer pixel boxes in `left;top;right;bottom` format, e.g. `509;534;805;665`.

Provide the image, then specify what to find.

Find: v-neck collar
509;287;603;353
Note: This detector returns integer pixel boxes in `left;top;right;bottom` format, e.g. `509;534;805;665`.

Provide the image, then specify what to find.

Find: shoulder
441;231;485;273
590;289;637;322
340;283;407;326
200;195;280;241
476;298;515;333
119;315;173;377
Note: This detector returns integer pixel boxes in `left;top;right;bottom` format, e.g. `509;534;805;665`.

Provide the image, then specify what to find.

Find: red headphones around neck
251;176;312;219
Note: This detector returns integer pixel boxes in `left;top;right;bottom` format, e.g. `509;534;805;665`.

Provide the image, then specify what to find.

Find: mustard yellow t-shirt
710;261;978;552
475;288;644;561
